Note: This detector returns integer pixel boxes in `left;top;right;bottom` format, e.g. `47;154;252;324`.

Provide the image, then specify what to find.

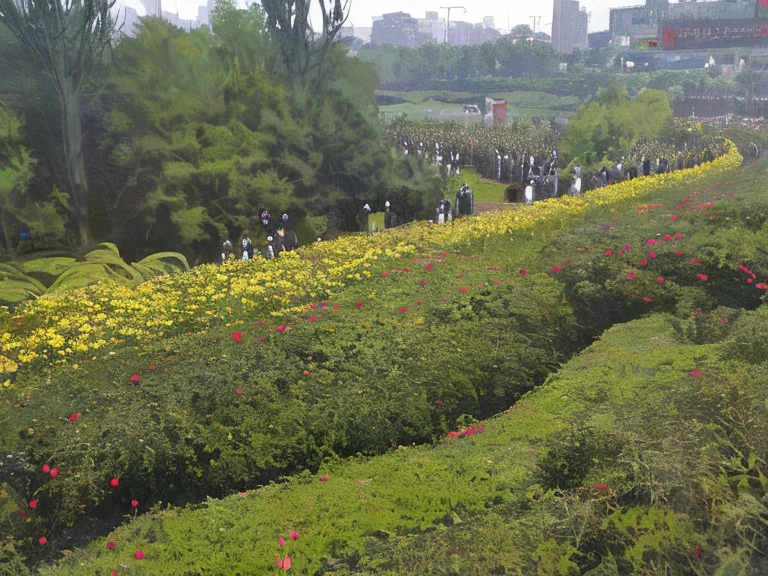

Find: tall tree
0;0;117;246
260;0;349;91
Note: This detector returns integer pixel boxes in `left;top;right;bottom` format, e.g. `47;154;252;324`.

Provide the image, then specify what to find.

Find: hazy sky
122;0;635;35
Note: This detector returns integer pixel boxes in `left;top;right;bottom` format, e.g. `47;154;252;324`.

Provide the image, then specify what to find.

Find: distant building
371;12;431;47
340;25;373;44
483;16;495;29
122;5;141;35
552;0;589;53
416;12;445;43
588;30;611;49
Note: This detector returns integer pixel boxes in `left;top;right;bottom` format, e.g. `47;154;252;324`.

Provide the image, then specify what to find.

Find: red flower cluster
69;413;80;422
446;423;485;439
232;331;243;342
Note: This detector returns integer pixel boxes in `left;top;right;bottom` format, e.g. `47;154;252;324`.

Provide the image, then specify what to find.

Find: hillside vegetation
11;144;768;574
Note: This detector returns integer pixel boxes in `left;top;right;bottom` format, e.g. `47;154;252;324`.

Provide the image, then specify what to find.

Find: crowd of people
220;209;299;263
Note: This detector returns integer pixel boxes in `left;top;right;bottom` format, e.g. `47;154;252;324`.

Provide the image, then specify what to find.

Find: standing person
260;209;272;232
241;236;251;260
266;236;275;259
221;239;233;263
384;201;394;229
456;184;474;216
525;180;534;204
281;213;289;228
642;156;651;177
246;235;254;259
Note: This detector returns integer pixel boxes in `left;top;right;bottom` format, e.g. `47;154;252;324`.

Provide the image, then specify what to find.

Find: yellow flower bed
1;142;742;373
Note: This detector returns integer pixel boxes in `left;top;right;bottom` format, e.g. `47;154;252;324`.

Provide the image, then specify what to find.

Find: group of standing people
220;210;298;263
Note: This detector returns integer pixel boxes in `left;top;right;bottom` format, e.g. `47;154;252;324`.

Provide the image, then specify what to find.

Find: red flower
398;307;409;313
131;500;138;508
111;572;118;576
135;550;145;560
308;316;317;322
381;272;388;277
441;251;448;257
355;301;363;309
657;277;665;284
426;264;434;271
205;414;212;419
552;265;561;273
690;259;700;265
695;545;701;557
106;541;115;549
256;321;264;326
649;252;657;259
29;499;38;509
675;251;683;257
624;244;632;251
290;530;300;541
110;477;119;487
130;374;140;383
419;280;427;286
642;297;651;303
332;304;339;310
646;239;657;246
232;331;243;342
276;325;286;332
758;283;768;290
303;370;309;375
722;318;729;324
673;233;685;240
258;337;266;342
69;413;80;422
748;278;754;284
436;399;443;405
618;250;624;255
319;476;329;482
493;280;500;286
696;274;708;282
627;273;635;280
38;536;47;546
49;468;59;478
279;535;286;547
416;300;423;305
19;510;25;516
670;215;678;220
42;464;50;474
594;483;607;491
459;287;467;293
604;250;613;257
641;258;648;266
563;259;572;265
520;269;528;276
691;370;701;377
663;234;671;242
235;388;243;395
149;365;157;371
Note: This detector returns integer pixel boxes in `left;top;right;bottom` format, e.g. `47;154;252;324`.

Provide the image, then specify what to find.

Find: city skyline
118;0;646;35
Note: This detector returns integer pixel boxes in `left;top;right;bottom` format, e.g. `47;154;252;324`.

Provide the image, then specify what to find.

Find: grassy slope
40;315;708;576
453;167;507;203
37;152;768;574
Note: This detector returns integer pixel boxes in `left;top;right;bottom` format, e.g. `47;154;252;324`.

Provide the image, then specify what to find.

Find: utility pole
529;16;541;33
439;6;466;44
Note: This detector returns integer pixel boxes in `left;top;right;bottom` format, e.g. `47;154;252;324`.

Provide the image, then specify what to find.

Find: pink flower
649;252;657;259
130;374;140;383
594;483;607;491
646;239;657;246
308;316;317;323
563;258;572;265
290;530;300;541
303;370;309;375
416;300;423;305
131;500;138;508
69;413;80;422
235;388;243;395
355;301;363;309
657;277;665;284
276;325;286;332
29;499;38;509
319;476;329;482
627;273;635;280
256;321;264;326
332;304;339;310
748;278;754;284
641;258;648;266
419;280;427;286
42;464;50;474
663;234;671;242
551;265;561;273
690;259;700;265
670;215;678;221
722;318;729;324
691;370;701;377
520;269;528;276
642;297;651;303
135;550;144;560
604;250;613;257
38;536;47;546
110;477;119;487
258;337;266;342
381;272;388;277
398;307;409;313
674;233;685;240
493;280;500;286
696;274;708;282
232;331;242;342
758;283;768;291
425;264;434;271
624;244;632;251
441;251;448;257
106;541;115;549
49;468;59;478
278;536;286;547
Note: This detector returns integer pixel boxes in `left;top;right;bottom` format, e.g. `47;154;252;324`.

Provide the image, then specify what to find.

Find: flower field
9;139;768;574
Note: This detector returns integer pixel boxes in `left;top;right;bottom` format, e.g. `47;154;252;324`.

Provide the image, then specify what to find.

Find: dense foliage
0;142;747;573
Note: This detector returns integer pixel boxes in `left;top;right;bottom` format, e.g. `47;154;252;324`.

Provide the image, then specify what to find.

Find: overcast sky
122;0;636;35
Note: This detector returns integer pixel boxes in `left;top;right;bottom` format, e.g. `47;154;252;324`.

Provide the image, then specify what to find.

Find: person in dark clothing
455;184;474;217
642;157;651;177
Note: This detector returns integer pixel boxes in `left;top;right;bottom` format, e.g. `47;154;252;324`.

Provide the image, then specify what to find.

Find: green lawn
455;167;507;203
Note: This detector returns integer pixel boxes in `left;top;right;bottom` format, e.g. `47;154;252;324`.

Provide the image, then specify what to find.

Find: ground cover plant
6;142;768;574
